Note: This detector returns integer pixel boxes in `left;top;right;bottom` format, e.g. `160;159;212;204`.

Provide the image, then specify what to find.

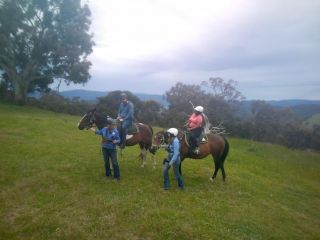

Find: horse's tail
220;136;229;163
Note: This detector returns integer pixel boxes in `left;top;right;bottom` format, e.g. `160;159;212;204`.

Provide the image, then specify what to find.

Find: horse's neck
95;112;109;129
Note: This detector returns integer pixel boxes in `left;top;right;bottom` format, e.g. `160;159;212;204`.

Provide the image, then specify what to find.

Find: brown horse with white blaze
78;108;156;167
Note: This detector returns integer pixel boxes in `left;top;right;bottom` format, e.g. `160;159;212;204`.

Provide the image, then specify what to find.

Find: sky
58;0;320;100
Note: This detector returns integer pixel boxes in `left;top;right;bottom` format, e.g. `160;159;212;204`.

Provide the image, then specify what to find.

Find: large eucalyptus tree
0;0;94;103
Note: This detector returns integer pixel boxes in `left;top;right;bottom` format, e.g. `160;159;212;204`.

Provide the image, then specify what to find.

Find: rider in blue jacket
117;92;134;149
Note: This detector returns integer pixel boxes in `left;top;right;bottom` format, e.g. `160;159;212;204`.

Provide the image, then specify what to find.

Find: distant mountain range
59;89;320;119
238;99;320;120
59;89;168;106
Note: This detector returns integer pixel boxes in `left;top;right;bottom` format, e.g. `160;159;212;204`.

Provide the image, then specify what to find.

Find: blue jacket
95;128;120;149
118;101;134;121
166;137;180;164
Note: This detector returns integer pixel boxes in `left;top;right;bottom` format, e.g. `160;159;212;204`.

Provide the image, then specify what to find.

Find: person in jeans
91;119;121;180
163;128;184;190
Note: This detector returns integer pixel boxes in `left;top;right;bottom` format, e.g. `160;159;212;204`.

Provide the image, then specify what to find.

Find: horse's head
154;131;166;145
78;108;97;130
150;131;164;154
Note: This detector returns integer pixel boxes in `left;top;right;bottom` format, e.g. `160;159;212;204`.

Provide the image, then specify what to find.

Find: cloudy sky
60;0;320;100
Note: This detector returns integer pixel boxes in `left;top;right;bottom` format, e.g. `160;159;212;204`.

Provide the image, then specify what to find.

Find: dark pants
189;127;202;148
102;148;120;179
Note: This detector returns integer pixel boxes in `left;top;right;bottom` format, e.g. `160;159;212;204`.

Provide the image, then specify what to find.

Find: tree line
1;78;319;151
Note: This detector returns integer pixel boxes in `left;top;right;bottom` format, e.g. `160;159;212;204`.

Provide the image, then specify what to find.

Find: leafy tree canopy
201;77;245;102
0;0;94;103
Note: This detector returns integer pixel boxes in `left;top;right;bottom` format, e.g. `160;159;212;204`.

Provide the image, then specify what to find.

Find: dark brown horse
78;108;155;167
152;129;229;181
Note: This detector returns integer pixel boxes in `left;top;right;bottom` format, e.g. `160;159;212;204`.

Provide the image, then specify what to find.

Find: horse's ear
88;107;96;113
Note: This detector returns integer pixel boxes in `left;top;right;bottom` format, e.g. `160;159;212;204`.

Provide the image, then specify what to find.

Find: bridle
152;132;168;150
87;111;97;129
79;110;97;129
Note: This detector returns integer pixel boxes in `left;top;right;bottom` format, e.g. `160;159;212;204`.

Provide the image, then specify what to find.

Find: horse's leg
118;148;123;163
220;137;229;182
221;164;226;181
179;162;182;175
151;153;156;169
140;147;147;168
210;154;220;182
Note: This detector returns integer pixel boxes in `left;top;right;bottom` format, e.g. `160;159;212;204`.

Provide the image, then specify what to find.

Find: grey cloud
68;0;320;100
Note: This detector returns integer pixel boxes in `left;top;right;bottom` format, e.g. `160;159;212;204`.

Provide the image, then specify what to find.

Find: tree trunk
12;75;28;104
12;62;37;104
14;83;27;104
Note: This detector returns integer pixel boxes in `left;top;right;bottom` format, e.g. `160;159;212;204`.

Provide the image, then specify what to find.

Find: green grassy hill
305;113;320;128
0;102;319;240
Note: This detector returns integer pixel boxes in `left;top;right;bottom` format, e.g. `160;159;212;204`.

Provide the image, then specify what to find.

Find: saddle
127;123;139;135
184;131;208;147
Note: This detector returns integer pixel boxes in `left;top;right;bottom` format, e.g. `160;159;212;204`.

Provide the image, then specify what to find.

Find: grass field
0;102;319;239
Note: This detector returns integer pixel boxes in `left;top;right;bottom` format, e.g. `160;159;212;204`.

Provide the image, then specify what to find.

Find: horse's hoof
209;177;214;182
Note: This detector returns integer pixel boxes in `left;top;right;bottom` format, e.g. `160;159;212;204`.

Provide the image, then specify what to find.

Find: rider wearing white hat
194;106;204;113
186;106;204;154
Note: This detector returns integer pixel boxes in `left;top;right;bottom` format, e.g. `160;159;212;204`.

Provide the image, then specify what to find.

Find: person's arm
112;129;121;144
169;140;180;165
196;114;203;128
190;115;202;130
187;114;195;130
124;102;134;121
94;128;104;136
117;104;123;119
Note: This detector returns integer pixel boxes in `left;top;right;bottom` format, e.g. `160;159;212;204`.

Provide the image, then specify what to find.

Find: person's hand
112;140;118;144
169;161;173;166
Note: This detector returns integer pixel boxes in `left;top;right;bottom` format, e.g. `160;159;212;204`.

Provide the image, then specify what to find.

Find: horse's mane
201;113;212;134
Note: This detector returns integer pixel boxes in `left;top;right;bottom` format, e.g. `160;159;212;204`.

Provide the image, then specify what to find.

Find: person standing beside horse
186;106;204;154
117;92;134;149
163;128;184;191
90;119;121;181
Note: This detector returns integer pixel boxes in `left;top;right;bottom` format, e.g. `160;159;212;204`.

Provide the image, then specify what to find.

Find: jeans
163;159;184;189
189;127;202;148
102;148;120;179
120;120;132;145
